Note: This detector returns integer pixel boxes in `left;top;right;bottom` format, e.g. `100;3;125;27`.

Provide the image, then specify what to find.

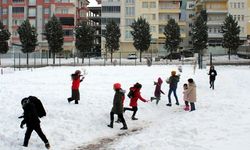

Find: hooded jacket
129;87;147;107
154;77;165;98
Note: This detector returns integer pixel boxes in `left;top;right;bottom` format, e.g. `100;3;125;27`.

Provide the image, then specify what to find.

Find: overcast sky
89;0;100;6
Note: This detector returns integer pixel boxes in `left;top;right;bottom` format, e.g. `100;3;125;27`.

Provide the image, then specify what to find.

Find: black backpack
21;96;46;118
127;88;135;98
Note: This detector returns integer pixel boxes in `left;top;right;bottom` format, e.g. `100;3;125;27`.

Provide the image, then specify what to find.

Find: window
29;0;36;5
241;27;244;33
142;2;148;8
242;2;244;8
13;0;24;3
125;7;135;17
238;2;240;8
12;7;24;14
2;0;7;4
150;2;156;8
125;19;134;26
126;0;134;4
44;8;49;14
29;19;36;27
2;19;8;25
230;2;233;8
102;6;120;13
3;8;8;15
242;15;244;21
61;9;68;14
44;0;50;3
28;8;36;17
234;3;236;8
238;15;241;21
12;19;24;26
12;31;19;37
150;26;156;33
125;30;132;39
64;30;73;36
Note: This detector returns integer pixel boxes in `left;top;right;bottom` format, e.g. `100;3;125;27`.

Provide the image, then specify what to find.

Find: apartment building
195;0;228;54
0;0;89;55
228;0;248;44
185;0;196;48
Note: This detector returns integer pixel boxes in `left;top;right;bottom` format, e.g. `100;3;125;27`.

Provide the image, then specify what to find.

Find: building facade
0;0;89;56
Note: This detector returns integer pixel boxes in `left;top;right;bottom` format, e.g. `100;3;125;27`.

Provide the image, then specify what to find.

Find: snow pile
0;65;250;150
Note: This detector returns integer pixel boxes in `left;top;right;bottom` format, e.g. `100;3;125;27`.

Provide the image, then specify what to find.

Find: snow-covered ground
1;65;250;150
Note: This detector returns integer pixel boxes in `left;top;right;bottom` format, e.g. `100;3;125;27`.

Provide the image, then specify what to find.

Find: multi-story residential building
87;6;101;56
195;0;228;54
0;0;89;56
185;0;196;48
228;0;248;44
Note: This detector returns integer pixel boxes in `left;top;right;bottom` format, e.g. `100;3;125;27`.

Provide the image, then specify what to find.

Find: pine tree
131;17;151;62
44;15;64;64
17;19;38;65
0;21;11;55
192;15;208;69
221;14;240;60
75;21;95;63
164;18;181;62
104;20;121;62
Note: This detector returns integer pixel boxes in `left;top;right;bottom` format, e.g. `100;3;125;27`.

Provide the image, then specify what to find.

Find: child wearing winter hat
124;83;149;120
151;77;165;105
107;83;128;130
182;83;189;111
68;70;85;104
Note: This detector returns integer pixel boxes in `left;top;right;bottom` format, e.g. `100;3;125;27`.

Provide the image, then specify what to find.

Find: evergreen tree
44;15;64;64
0;21;11;55
164;18;181;62
221;14;240;60
130;17;151;62
104;20;121;62
192;15;208;69
17;19;38;65
75;21;95;63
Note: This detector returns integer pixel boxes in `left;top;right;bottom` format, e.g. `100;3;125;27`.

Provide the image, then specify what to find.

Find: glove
20;124;24;129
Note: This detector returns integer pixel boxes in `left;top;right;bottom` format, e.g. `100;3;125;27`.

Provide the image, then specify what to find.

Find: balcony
206;9;227;14
207;20;223;25
208;33;223;38
159;9;181;14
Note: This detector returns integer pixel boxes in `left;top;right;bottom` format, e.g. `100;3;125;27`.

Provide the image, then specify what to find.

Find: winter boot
45;142;50;149
75;100;79;104
150;97;154;102
176;101;179;105
166;103;172;107
107;122;113;128
131;116;138;120
120;122;128;130
67;98;72;103
184;106;190;111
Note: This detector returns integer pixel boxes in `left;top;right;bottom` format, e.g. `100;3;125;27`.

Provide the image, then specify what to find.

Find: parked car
181;50;194;58
127;53;137;59
163;52;181;60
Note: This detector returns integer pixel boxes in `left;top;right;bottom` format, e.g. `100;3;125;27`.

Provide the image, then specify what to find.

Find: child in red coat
68;70;84;104
124;83;149;120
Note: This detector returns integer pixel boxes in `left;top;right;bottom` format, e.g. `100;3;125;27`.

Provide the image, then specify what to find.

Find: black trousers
110;112;127;126
210;80;215;89
190;102;195;111
185;101;189;106
23;125;48;146
124;106;138;117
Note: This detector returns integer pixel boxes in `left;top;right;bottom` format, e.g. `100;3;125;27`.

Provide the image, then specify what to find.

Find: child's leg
23;127;34;146
156;97;160;105
132;106;138;119
34;125;49;145
190;102;195;111
151;97;156;101
185;101;189;106
123;107;133;112
108;112;115;128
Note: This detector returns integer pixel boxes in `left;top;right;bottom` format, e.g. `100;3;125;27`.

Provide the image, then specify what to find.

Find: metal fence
0;51;196;69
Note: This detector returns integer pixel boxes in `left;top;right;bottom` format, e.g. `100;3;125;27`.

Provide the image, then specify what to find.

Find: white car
127;53;137;59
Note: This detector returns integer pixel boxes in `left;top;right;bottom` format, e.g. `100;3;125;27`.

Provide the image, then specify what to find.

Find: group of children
20;66;215;148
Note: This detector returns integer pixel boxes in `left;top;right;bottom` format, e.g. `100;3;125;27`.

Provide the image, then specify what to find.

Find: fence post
34;53;36;68
46;51;49;66
89;56;90;66
0;54;1;66
14;53;16;71
74;55;76;67
41;51;43;67
19;53;21;71
59;57;61;66
210;53;212;66
119;52;121;66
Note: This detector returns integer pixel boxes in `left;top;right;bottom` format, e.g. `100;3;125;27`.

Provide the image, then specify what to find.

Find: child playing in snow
185;78;197;111
151;77;165;105
107;83;128;130
183;83;189;111
124;83;149;120
68;70;85;104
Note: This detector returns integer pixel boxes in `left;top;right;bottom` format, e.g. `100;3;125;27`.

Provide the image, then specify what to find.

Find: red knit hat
113;83;121;90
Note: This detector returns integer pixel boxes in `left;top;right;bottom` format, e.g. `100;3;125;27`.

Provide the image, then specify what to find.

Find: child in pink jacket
183;83;189;111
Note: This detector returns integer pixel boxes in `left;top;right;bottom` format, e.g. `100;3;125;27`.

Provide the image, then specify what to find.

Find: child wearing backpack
107;83;128;130
124;83;149;120
68;70;85;104
20;97;50;149
150;77;165;105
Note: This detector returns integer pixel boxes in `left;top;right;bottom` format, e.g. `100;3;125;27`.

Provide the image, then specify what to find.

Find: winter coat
129;87;147;107
208;69;217;81
183;89;188;101
111;89;125;114
21;103;40;127
186;83;196;102
167;75;180;89
154;78;165;98
71;74;84;90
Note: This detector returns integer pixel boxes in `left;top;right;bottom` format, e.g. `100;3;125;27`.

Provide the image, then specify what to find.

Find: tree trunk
82;52;84;64
111;51;113;63
228;48;231;60
170;50;172;62
53;52;55;65
140;51;142;62
26;53;29;65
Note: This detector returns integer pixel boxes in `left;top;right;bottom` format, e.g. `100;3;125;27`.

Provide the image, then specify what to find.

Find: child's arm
80;76;85;82
160;90;165;95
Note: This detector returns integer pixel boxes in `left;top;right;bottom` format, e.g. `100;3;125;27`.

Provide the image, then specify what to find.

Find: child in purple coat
150;77;165;105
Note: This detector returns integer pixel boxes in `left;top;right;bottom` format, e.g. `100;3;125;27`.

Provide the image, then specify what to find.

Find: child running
151;77;165;105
